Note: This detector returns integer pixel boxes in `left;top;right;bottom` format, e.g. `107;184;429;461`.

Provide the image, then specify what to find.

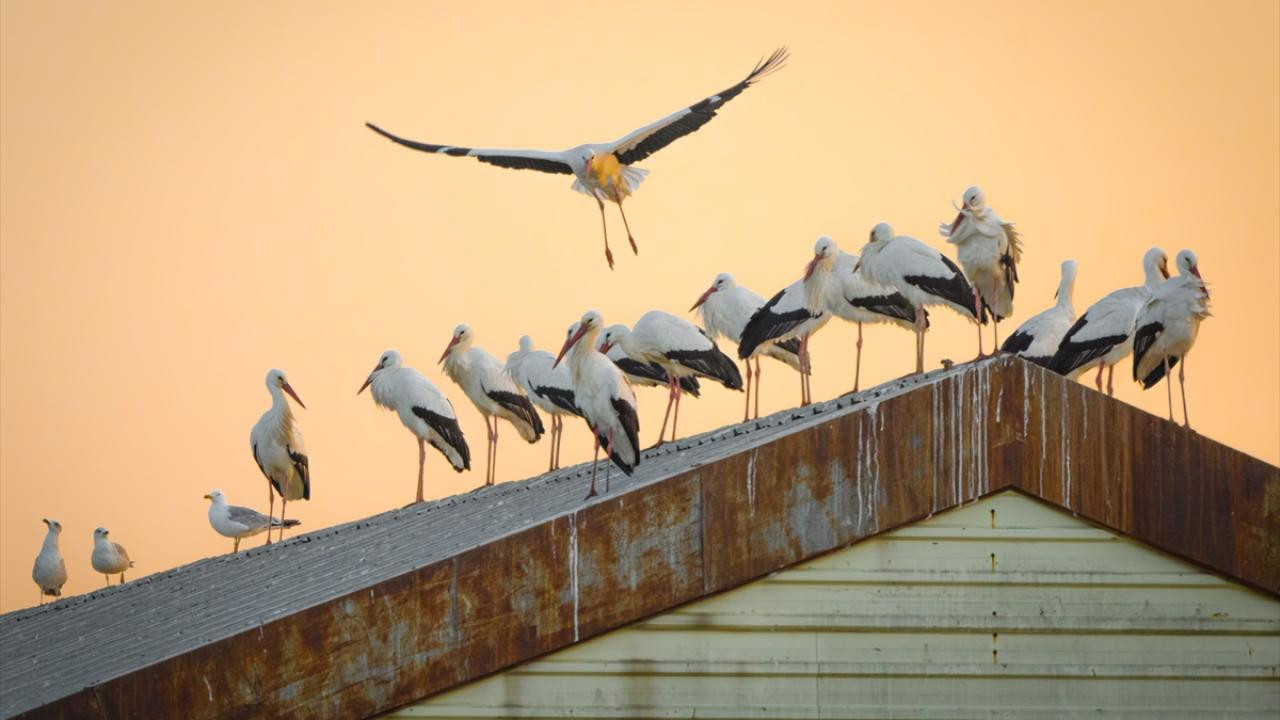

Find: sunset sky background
1;0;1276;612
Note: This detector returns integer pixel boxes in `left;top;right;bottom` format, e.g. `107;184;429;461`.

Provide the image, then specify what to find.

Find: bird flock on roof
29;48;1214;607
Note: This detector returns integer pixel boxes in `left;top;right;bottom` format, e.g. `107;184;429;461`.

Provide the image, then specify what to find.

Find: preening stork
826;249;919;392
441;325;544;486
90;527;133;587
506;335;583;471
939;186;1022;354
205;490;300;553
31;519;67;604
366;49;788;269
1001;260;1078;368
854;223;983;375
1132;250;1211;427
359;349;470;503
691;272;802;420
1049;247;1169;395
249;369;309;544
600;311;742;446
602;336;702;398
554;312;641;500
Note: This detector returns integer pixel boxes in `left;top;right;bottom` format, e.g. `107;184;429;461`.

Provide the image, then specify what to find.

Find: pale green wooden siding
383;492;1280;718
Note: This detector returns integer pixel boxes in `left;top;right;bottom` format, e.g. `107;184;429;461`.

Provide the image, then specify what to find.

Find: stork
1132;250;1211;427
359;349;470;503
826;249;919;392
366;49;788;269
249;369;309;544
440;325;543;485
1049;248;1169;395
939;186;1023;354
854;223;984;375
554;312;640;500
506;335;583;471
1001;260;1078;368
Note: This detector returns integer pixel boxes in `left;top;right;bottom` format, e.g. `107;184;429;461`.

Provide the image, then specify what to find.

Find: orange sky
1;0;1276;613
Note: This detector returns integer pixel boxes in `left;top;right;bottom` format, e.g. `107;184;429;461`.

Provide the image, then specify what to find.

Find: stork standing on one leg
506;335;583;471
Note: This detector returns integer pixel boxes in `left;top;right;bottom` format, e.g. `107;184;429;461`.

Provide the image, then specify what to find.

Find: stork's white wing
605;48;788;165
365;123;574;175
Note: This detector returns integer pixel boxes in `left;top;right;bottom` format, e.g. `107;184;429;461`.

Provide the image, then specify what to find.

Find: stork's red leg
596;195;613;270
615;199;638;255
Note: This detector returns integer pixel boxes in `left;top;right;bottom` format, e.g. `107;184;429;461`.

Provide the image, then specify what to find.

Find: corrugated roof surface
0;354;976;718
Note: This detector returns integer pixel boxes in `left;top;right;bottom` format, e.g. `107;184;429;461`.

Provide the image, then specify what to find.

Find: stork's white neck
568;326;602;381
1056;271;1076;310
1143;260;1166;289
267;384;294;420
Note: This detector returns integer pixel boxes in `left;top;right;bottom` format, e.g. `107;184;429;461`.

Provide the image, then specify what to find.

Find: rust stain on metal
15;357;1278;720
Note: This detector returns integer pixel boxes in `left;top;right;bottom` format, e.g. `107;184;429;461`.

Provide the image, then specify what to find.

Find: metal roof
2;355;1276;719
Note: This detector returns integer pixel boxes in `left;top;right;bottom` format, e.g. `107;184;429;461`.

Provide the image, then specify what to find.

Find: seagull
1132;250;1211;427
366;48;788;269
939;186;1023;355
602;336;702;397
91;527;133;587
249;369;309;544
854;223;984;375
690;272;802;420
1049;247;1169;395
440;325;543;486
32;518;67;604
599;312;742;445
506;335;583;471
1001;260;1078;368
826;249;919;392
554;312;640;499
360;350;470;503
205;490;300;553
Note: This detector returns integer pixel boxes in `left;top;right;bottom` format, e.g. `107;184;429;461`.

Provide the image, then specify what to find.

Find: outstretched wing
365;123;574;175
608;48;788;166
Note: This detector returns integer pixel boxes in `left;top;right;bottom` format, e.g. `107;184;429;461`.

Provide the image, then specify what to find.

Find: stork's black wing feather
365;123;574;175
412;406;471;471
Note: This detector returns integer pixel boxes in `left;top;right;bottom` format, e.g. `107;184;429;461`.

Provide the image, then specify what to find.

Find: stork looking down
441;325;543;486
602;337;702;398
554;312;640;500
506;336;583;471
366;49;788;269
1132;250;1211;427
691;272;802;420
359;349;470;503
249;369;309;544
939;186;1022;354
854;224;983;375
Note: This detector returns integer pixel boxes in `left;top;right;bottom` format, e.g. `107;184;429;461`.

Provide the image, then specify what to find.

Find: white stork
854;223;984;375
249;369;309;544
690;272;802;421
32;519;67;604
602;335;703;398
554;312;641;500
1132;250;1211;427
440;325;544;485
1001;260;1078;368
939;186;1023;354
1049;247;1169;395
366;49;788;269
205;490;300;553
90;527;133;587
826;249;920;392
359;349;470;503
599;311;742;446
506;335;583;471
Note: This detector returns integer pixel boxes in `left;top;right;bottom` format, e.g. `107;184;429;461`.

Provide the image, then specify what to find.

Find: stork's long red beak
282;382;306;410
949;210;965;236
357;367;378;395
1160;259;1171;279
1190;265;1202;279
438;336;460;365
598;340;613;354
803;253;821;280
554;325;589;369
690;286;716;312
852;260;861;274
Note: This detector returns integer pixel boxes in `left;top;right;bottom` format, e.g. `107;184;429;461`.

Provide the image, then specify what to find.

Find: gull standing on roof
441;325;544;486
360;350;470;503
250;369;309;544
1132;250;1211;427
205;490;300;553
738;237;843;406
826;248;920;393
506;336;584;471
690;272;802;420
854;223;985;375
1049;248;1169;395
32;518;67;604
366;49;788;269
600;312;742;446
91;527;133;587
555;312;640;499
939;186;1023;355
1001;260;1078;368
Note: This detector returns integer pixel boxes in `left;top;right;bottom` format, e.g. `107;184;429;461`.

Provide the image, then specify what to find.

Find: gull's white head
266;369;306;409
204;490;226;504
93;527;110;541
358;349;402;395
691;273;736;311
42;518;62;534
440;324;474;364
